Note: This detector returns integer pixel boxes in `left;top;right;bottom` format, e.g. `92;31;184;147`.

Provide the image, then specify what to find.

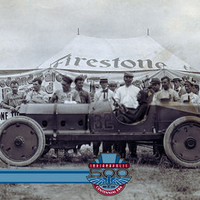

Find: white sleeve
114;88;120;103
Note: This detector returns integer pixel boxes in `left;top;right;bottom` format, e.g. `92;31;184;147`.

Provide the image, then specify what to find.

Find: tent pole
147;28;150;36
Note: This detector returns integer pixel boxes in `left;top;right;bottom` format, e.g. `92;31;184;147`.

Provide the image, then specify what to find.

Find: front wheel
0;116;45;166
164;116;200;168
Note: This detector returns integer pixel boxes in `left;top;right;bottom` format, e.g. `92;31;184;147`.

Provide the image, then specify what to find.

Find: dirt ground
0;145;200;200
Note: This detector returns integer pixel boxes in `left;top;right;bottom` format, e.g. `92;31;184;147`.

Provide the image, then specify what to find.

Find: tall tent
0;35;199;102
38;35;200;84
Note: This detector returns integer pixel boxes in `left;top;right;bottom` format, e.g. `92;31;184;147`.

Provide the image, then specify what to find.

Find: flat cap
62;75;73;84
171;78;182;82
150;78;160;84
100;77;108;83
124;72;134;77
75;75;85;83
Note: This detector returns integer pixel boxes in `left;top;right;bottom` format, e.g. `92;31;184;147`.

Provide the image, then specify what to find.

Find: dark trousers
153;141;164;156
93;142;101;156
115;141;137;158
128;142;137;157
115;141;126;158
93;141;114;156
103;141;113;153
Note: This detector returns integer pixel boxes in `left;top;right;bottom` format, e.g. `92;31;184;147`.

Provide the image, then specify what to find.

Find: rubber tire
0;116;45;166
164;116;200;168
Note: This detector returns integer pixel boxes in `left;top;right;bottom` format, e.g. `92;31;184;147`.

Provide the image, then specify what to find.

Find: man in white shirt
153;76;180;103
171;78;186;97
94;77;114;102
181;80;200;104
114;73;140;109
93;77;114;157
114;72;140;160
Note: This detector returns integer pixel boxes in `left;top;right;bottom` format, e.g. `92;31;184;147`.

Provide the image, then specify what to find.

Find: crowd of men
1;72;200;160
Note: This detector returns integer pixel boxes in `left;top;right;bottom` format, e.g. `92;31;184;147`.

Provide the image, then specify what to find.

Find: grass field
0;145;199;200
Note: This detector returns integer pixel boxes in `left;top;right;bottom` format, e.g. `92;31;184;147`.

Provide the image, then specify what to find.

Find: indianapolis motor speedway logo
87;153;131;196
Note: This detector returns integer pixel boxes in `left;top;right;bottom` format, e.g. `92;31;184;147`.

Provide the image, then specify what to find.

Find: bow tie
102;89;108;99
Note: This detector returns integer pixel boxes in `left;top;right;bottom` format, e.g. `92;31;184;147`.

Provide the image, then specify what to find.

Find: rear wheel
0;116;45;166
164;116;200;168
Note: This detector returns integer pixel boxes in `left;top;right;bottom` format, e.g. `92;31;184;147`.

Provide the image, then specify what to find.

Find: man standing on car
114;72;140;160
26;77;49;103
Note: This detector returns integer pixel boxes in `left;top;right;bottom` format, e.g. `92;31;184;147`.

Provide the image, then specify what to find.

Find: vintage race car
0;100;199;168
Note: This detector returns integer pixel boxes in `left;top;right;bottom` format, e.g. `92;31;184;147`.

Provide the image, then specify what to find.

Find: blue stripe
0;170;89;174
0;182;90;184
0;169;91;183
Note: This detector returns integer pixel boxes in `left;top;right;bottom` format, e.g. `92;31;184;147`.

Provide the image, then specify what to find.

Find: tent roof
0;69;41;76
38;35;196;73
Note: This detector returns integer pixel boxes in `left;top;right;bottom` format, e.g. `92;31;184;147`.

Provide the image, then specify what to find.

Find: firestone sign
51;54;167;69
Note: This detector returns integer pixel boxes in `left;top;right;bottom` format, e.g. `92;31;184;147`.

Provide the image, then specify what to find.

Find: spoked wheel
164;116;200;168
0;116;45;166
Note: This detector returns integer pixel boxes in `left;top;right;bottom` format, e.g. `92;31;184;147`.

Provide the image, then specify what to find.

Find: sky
0;0;200;70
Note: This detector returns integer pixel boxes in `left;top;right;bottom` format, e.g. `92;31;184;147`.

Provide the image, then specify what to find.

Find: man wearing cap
107;81;118;152
93;77;114;157
172;78;186;97
150;78;161;93
50;75;80;103
114;72;140;109
114;72;140;159
180;81;200;104
94;77;114;102
153;76;180;103
148;77;164;157
75;75;91;103
147;78;161;103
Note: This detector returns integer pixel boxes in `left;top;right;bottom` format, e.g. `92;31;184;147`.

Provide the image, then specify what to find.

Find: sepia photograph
0;0;200;199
